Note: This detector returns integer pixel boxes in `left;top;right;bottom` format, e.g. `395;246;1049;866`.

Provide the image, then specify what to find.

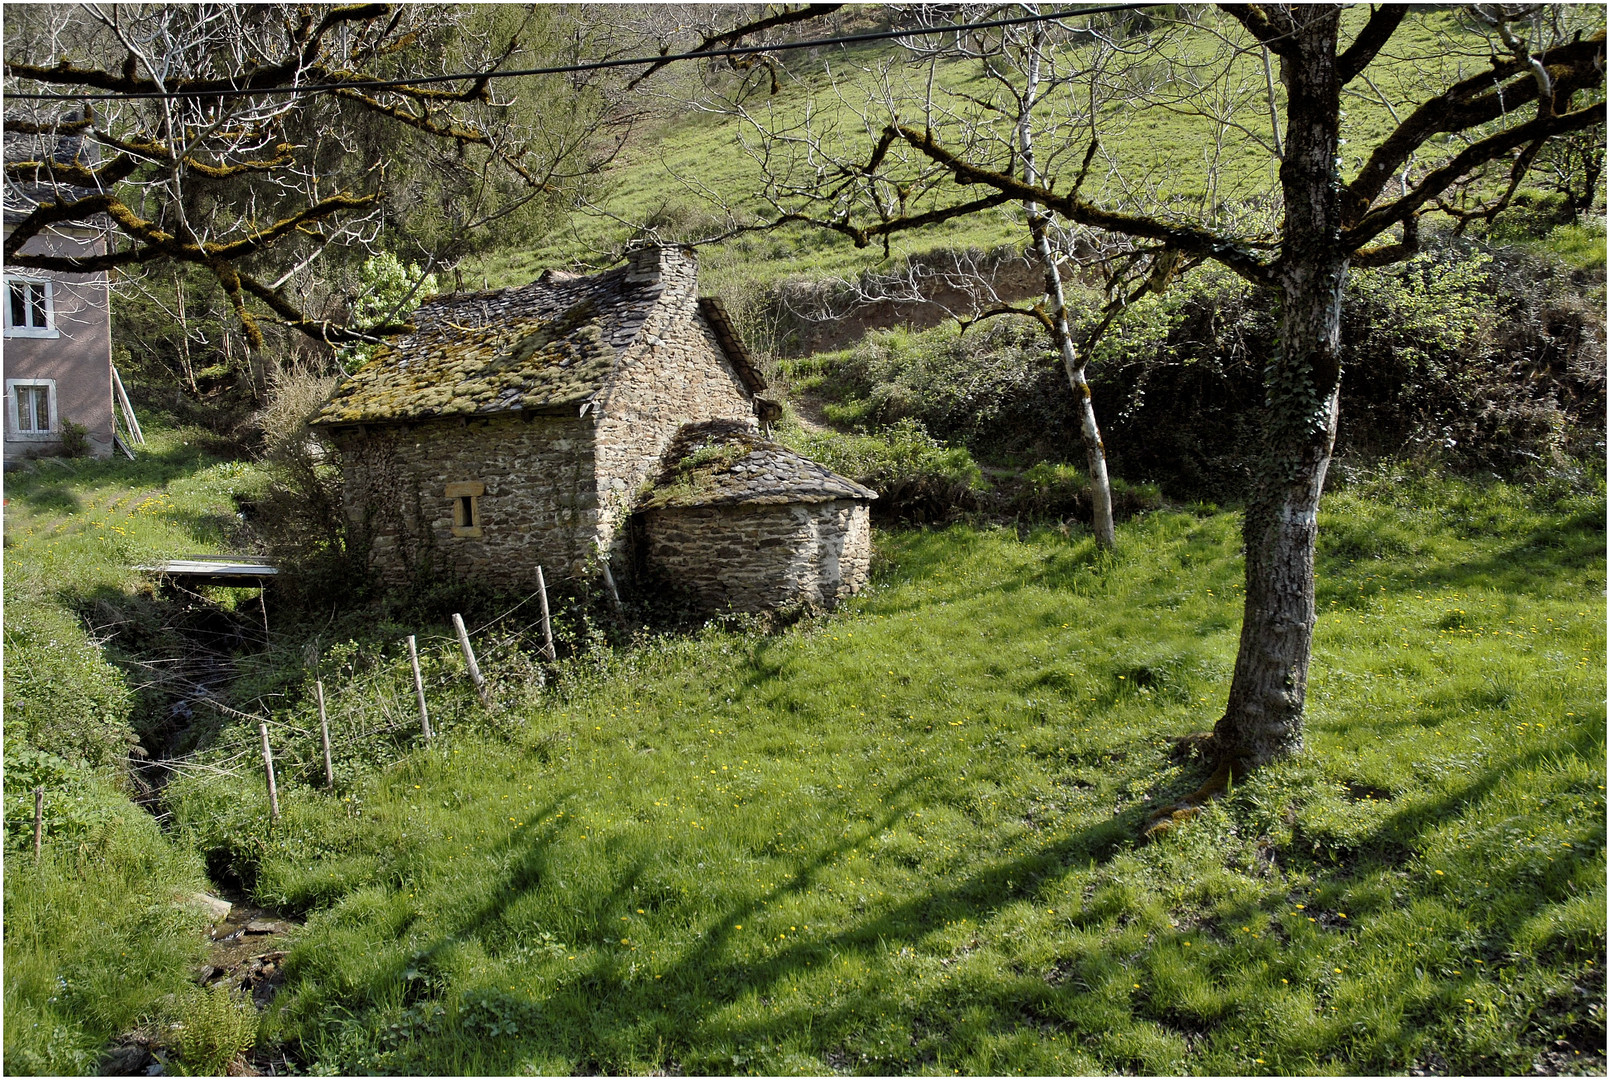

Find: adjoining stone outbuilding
310;246;873;613
634;421;876;613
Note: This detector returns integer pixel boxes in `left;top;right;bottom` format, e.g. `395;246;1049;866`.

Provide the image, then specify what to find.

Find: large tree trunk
1209;7;1346;773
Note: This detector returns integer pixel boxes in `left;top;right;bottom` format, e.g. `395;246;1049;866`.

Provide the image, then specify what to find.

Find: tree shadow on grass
343;761;1167;1074
1316;503;1605;604
6;439;228;500
7;483;83;514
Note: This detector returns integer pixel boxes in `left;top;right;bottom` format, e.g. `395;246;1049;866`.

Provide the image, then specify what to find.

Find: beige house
312;246;873;611
3;121;116;461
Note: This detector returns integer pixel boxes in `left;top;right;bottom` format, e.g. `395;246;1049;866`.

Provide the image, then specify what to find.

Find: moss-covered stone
639;420;877;510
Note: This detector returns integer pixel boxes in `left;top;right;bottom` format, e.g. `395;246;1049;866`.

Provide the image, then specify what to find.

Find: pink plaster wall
3;226;115;459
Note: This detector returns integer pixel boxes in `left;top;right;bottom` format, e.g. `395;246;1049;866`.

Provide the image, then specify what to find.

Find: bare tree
3;4;627;347
699;8;1286;547
721;3;1605;816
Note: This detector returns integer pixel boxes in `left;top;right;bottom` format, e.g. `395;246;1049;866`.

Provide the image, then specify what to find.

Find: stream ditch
101;588;306;1076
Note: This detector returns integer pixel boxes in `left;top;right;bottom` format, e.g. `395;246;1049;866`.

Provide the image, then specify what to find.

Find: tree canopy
3;3;626;345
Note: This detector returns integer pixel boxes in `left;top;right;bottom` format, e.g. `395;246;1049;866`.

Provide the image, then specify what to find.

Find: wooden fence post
536;567;557;662
317;680;335;789
33;786;43;860
258;721;280;821
407;635;432;741
452;613;492;708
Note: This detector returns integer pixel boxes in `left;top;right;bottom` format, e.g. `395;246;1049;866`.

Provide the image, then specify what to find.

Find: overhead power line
7;3;1150;102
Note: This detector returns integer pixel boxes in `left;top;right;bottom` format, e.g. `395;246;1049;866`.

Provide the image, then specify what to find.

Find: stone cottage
635;420;875;613
311;246;874;611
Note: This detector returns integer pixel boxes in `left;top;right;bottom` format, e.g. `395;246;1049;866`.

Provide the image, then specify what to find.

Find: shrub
173;986;258;1075
1089;234;1606;497
249;366;368;611
56;417;91;457
800;322;1075;459
2;606;137;768
785;418;986;522
788;233;1603;501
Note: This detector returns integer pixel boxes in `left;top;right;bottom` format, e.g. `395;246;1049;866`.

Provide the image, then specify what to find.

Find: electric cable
6;3;1151;102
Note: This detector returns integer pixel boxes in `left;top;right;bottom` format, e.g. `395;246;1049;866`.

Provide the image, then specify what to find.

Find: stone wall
330;412;598;590
777;249;1049;358
640;499;872;613
592;247;758;566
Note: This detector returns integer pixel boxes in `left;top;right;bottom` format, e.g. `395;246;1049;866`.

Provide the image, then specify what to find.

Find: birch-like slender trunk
1018;27;1117;548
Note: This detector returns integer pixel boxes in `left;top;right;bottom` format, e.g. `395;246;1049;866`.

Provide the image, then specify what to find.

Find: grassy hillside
2;431;272;1074
4;8;1604;1074
467;6;1582;296
149;469;1605;1075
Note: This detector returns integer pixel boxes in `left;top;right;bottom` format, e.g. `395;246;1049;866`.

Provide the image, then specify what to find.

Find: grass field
2;430;271;1073
145;467;1607;1076
3;9;1604;1070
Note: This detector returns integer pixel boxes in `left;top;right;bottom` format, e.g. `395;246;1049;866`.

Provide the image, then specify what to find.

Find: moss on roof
311;249;770;429
314;300;613;425
312;261;660;426
639;421;877;510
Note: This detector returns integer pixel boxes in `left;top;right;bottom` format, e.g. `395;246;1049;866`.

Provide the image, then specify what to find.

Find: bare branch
626;4;845;91
1336;4;1409;85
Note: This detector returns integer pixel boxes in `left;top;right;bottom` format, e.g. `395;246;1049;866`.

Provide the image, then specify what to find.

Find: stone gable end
592;260;758;559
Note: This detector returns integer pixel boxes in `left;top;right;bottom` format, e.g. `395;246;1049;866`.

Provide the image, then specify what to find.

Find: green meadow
4;7;1606;1074
44;464;1589;1076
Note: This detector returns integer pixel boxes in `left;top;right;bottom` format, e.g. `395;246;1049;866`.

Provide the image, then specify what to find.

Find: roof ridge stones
312;249;764;428
639;419;877;509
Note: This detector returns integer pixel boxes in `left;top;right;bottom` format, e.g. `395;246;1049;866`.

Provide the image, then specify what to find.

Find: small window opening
445;481;485;537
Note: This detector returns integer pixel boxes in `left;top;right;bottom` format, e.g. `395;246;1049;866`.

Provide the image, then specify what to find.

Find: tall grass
3;428;269;1074
164;469;1604;1075
3;786;211;1074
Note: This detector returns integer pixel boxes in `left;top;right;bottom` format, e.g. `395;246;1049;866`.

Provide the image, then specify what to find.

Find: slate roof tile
640;420;877;509
313;264;655;426
312;252;769;427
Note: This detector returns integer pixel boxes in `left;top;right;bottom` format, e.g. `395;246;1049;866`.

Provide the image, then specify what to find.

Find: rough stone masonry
312;247;874;611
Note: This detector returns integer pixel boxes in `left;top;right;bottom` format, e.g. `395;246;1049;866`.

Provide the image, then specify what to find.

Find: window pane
9;282;26;327
28;285;46;328
30;387;49;431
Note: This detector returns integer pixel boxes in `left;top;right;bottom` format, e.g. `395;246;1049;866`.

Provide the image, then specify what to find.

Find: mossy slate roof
640;422;876;509
313;263;701;426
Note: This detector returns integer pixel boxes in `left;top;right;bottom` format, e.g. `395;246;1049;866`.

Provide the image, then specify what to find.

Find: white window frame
4;276;58;338
6;378;58;438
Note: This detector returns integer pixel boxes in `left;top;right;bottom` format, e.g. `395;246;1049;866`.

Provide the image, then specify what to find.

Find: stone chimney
623;244;697;288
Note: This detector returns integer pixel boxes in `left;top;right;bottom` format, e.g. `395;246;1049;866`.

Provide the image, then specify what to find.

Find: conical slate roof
639;421;876;510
